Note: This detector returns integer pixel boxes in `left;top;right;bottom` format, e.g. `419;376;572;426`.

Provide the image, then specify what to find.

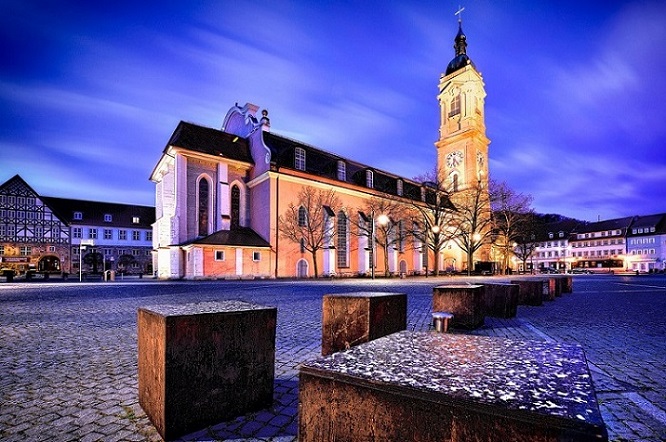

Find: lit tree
450;177;493;275
351;197;408;277
278;186;340;278
411;169;457;276
490;180;534;274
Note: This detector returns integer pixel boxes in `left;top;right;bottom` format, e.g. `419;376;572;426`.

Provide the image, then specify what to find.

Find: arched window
231;184;240;229
337;211;349;268
366;170;374;188
198;178;210;237
449;94;461;117
298;206;307;227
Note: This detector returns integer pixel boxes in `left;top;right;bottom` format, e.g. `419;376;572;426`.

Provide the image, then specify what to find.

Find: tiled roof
262;131;426;201
573;216;635;235
42;197;155;228
181;227;270;248
167;121;254;164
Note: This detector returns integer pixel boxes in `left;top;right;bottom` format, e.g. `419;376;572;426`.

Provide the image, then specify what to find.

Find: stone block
321;292;406;356
481;283;519;318
432;284;484;329
299;331;608;442
138;301;276;440
511;279;545;306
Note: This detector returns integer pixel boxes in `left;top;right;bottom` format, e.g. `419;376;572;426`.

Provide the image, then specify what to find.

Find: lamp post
370;211;388;280
79;240;94;282
432;225;441;276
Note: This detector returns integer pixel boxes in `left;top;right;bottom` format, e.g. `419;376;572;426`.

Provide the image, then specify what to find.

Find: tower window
449;94;461;117
366;170;374;188
295;147;306;171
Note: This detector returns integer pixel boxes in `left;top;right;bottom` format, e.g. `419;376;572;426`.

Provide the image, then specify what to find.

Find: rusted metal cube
481;283;519;318
432;284;485;329
299;331;608;442
321;292;406;356
138;301;276;440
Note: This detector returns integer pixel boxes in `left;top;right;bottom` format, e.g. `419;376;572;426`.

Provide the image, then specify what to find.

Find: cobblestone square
1;275;665;441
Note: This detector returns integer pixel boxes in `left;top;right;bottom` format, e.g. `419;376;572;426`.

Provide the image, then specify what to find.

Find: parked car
569;268;591;274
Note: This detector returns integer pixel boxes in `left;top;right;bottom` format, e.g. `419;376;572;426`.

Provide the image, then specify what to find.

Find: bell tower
435;13;490;191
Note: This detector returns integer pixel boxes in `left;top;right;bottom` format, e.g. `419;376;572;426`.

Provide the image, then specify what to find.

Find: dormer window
73;211;82;220
337;161;346;181
558;231;564;238
548;233;554;239
397;179;403;196
104;214;112;222
295;147;306;171
132;216;140;224
366;170;374;188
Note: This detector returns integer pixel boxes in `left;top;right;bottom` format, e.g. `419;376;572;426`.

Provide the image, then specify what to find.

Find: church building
150;19;489;279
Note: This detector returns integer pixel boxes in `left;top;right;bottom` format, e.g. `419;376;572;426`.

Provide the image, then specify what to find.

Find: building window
253;251;261;261
298;206;307;227
449;94;461;117
295;147;306;171
336;211;349;268
73;227;82;238
231;185;240;229
104;229;112;240
215;250;225;261
132;231;140;241
132;249;141;256
337;161;346;181
0;245;4;255
366;170;374;188
397;180;403;196
146;231;153;242
89;228;97;239
104;214;112;222
132;216;140;224
20;246;32;256
119;230;127;240
73;212;82;220
198;178;210;237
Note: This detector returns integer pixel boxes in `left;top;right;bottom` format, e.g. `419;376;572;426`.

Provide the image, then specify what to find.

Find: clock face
446;151;463;168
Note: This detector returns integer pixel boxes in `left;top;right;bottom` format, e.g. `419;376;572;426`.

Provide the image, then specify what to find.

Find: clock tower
435;17;489;191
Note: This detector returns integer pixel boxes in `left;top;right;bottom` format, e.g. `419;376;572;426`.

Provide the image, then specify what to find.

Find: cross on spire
455;5;465;23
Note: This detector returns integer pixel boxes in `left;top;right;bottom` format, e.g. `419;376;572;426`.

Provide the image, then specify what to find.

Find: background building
0;175;154;277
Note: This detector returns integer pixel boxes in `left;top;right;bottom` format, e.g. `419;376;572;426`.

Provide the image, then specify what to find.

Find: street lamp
79;240;94;282
371;212;388;280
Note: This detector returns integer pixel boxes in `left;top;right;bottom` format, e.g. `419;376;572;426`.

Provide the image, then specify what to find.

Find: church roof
262;131;427;202
181;227;271;248
166;121;254;164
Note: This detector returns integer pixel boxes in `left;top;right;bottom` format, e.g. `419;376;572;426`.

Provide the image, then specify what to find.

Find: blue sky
1;0;665;222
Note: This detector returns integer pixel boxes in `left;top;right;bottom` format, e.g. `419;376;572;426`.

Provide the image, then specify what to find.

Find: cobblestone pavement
1;275;665;441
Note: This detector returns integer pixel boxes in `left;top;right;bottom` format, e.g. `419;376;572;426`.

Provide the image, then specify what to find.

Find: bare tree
411;169;457;276
278;186;340;278
450;178;493;275
490;180;534;274
351;196;409;277
512;211;541;273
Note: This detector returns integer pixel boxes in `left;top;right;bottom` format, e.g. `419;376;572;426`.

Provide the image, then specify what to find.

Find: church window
298;206;307;227
397;180;403;196
452;173;459;192
300;238;306;253
449;94;461;117
337;161;346;181
231;185;241;229
366;170;374;188
295;147;306;171
198;178;210;237
337;211;349;268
